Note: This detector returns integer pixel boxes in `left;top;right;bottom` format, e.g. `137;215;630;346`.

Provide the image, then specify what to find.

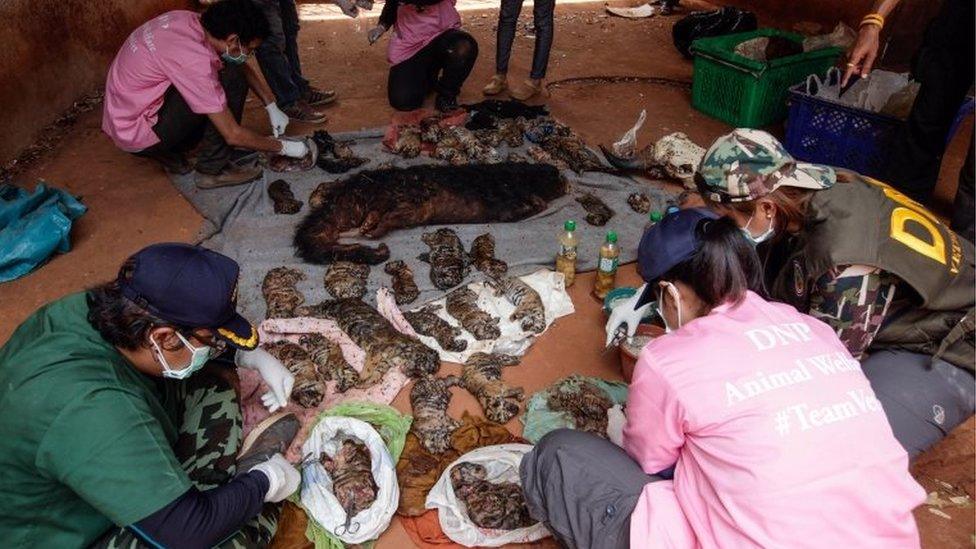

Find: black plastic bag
672;7;758;58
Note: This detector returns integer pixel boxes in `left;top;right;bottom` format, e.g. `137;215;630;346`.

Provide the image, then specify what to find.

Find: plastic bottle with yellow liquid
555;220;578;287
593;231;619;299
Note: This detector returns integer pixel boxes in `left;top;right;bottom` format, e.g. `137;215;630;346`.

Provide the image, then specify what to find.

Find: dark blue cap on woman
634;208;719;308
117;243;258;350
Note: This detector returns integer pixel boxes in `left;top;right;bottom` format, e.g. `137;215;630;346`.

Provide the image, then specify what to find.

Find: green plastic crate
690;28;842;127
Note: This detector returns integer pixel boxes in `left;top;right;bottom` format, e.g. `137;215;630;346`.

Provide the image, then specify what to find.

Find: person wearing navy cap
0;243;302;547
520;210;923;549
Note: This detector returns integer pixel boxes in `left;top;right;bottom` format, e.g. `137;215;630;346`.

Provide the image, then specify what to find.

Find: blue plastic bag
0;182;86;283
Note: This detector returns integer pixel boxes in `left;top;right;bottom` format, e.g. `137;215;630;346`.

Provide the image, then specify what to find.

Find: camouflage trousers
92;367;279;549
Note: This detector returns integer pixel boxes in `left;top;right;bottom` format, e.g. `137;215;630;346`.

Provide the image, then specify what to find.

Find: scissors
298;452;318;469
602;325;627;355
334;510;362;537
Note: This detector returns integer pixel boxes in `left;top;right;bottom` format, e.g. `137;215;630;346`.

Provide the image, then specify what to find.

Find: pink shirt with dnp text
624;291;924;548
102;11;227;152
387;0;461;66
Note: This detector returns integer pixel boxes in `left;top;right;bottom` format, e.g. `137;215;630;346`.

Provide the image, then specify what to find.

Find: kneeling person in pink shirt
102;1;310;189
521;209;924;548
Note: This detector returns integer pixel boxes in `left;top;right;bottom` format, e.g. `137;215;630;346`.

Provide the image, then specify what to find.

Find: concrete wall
0;0;190;164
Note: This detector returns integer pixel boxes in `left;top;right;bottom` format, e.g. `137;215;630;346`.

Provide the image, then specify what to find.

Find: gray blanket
172;128;675;321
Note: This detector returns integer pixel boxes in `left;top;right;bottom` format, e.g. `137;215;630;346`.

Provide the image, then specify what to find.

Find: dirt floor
1;1;973;546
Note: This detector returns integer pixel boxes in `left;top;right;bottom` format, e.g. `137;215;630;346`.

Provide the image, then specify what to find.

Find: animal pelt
547;377;615;436
419;228;470;290
300;333;360;392
384;260;420;305
627;192;652;214
262;341;326;408
262;267;306;319
403;305;468;352
461;353;523;423
295;162;565;265
445;287;501;341
489;276;545;334
267;137;318;172
268;179;303;214
469;233;508;279
320;439;378;517
524;118;605;173
312;130;368;174
464;99;549;121
410;375;462;454
297;298;440;385
450;462;536;530
575;192;615;226
323;261;370;299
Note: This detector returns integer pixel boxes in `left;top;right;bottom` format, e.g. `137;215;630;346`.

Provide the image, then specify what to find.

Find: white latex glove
606;405;626;447
235;348;294;412
367;24;387;45
605;283;653;347
265;102;290;137
278;139;309;159
250;453;301;502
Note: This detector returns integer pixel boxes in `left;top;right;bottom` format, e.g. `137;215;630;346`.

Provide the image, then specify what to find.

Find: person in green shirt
0;243;304;548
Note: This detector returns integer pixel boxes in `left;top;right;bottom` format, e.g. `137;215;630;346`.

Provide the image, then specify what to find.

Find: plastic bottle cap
564;220;576;231
650;211;663;222
606;231;617;243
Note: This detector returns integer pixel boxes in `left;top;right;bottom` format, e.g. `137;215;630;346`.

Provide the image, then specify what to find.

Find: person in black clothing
367;0;478;112
844;0;975;243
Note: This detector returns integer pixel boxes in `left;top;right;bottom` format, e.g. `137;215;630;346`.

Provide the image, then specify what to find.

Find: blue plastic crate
783;82;903;179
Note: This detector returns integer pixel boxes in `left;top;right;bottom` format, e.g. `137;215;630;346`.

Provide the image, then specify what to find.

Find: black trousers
253;0;308;108
495;0;555;80
137;63;248;175
387;29;478;111
884;0;974;242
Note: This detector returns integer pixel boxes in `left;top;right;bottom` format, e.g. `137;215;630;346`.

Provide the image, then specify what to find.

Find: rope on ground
546;75;692;91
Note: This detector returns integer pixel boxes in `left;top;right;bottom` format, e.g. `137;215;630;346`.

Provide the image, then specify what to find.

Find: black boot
237;412;301;472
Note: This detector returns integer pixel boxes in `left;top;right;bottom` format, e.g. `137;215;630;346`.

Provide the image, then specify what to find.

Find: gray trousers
521;429;659;549
861;350;975;458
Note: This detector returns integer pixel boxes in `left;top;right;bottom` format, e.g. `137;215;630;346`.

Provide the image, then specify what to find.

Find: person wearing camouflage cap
697;128;975;459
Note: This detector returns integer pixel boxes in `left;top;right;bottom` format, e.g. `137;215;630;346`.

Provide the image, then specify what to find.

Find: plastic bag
611;110;647;157
672;7;757;58
300;415;401;545
426;444;550;547
0;182;86;283
802;22;856;52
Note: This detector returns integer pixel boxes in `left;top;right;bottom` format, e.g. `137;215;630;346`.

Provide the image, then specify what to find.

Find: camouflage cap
696;129;836;203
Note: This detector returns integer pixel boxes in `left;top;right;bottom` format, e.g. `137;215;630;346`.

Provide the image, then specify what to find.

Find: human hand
333;0;360;17
235;348;295;412
604;284;653;347
841;25;881;86
249;454;301;502
265;102;290;137
367;24;387;45
278;139;310;159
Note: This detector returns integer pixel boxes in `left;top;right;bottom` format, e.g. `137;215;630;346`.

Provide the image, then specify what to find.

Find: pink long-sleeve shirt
623;291;924;548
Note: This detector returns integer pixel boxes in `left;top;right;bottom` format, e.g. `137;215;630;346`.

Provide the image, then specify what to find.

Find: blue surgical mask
221;40;248;65
151;332;213;379
741;211;775;246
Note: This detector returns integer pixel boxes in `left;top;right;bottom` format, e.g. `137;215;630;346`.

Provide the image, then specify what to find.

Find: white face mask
656;282;682;333
151;332;213;380
741;211;775;246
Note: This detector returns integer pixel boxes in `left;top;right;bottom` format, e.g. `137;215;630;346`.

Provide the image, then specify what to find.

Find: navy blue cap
118;243;258;350
634;208;719;308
